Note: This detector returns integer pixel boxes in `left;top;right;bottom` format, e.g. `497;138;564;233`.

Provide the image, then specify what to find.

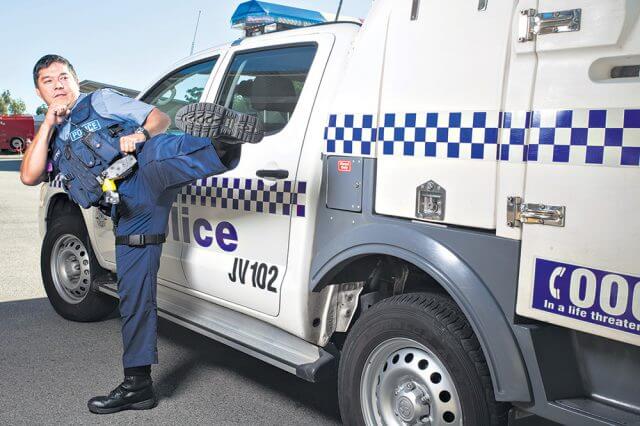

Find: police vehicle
38;1;640;424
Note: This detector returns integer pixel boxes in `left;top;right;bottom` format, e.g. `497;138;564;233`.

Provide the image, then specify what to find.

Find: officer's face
35;62;80;107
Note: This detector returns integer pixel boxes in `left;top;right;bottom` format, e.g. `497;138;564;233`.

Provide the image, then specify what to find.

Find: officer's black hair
33;54;78;87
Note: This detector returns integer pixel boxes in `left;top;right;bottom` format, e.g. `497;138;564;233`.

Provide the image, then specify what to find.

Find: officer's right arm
20;104;68;186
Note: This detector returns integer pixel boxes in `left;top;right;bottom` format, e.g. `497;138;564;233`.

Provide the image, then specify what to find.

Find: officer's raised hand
45;102;71;126
118;110;168;153
119;132;146;154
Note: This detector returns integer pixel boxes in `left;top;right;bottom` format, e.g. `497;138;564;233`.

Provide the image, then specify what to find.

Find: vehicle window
142;58;217;133
217;45;317;134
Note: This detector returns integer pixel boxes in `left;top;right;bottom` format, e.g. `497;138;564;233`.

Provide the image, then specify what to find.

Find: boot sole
88;397;157;414
175;103;264;144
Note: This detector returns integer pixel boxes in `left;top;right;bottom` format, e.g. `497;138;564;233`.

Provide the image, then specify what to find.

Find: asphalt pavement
0;154;342;425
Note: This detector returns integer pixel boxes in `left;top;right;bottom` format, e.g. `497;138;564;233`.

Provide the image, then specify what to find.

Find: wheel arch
42;191;107;267
310;222;532;403
44;192;82;229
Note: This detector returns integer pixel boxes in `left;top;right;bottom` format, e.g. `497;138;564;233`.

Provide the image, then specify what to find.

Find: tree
0;90;27;115
36;104;48;115
0;91;8;115
10;99;26;115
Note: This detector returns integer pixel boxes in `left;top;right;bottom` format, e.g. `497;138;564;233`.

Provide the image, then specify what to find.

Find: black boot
87;375;156;414
175;103;264;144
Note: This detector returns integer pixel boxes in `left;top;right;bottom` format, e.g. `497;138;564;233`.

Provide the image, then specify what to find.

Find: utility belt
115;233;166;247
106;182;165;248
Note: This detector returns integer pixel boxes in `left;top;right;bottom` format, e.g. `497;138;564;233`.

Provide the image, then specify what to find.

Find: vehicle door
374;0;519;229
180;34;333;316
515;1;640;346
92;55;221;287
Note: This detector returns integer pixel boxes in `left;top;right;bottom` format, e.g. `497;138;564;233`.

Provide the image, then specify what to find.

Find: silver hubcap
50;234;91;304
361;338;462;426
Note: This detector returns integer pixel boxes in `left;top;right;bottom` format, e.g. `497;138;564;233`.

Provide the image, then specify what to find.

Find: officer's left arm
119;108;170;153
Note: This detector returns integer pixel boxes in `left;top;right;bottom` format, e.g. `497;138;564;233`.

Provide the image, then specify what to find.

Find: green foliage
10;99;26;115
0;90;27;115
36;104;48;115
0;91;8;115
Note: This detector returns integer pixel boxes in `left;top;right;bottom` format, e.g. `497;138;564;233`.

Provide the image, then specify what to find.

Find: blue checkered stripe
324;113;377;156
379;111;500;160
499;111;531;162
325;109;640;166
511;109;640;166
181;177;307;217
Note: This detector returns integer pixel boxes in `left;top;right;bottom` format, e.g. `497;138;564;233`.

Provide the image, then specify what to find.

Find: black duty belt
115;233;166;247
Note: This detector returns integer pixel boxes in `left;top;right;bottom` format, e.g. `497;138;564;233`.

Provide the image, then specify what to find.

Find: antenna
190;10;202;55
335;0;343;21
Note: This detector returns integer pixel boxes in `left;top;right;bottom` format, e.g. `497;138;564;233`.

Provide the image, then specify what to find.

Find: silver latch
416;180;445;221
518;8;581;43
507;196;565;227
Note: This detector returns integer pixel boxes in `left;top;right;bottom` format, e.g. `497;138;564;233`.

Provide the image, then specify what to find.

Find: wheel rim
360;338;463;426
10;138;23;150
50;234;91;304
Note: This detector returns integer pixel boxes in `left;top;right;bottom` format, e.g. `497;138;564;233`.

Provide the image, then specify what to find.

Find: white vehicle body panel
516;0;640;346
373;1;515;229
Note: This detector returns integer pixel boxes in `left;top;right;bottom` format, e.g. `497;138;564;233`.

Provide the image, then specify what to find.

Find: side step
98;280;335;382
552;398;640;425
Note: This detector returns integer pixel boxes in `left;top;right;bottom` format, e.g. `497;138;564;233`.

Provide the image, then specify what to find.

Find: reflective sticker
70;128;84;141
70;119;102;141
83;120;102;133
532;258;640;336
337;159;352;173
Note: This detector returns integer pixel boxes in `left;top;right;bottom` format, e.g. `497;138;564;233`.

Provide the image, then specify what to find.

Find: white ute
39;1;640;425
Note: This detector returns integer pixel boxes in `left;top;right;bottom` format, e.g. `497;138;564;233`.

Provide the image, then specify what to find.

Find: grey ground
0;154;341;425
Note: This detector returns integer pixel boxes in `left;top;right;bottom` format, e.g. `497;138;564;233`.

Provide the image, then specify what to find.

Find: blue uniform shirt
55;88;154;142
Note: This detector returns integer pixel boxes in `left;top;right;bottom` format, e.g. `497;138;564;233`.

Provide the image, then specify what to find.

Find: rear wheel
41;212;117;321
338;292;508;426
9;137;24;153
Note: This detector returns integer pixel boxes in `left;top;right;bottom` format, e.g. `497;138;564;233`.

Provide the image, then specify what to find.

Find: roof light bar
231;1;326;37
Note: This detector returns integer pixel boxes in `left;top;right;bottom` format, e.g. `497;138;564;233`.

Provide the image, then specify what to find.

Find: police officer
20;54;262;414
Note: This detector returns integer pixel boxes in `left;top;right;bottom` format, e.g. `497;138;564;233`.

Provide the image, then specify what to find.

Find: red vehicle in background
0;115;34;153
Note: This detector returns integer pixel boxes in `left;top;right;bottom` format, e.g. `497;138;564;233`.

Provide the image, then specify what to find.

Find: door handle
256;169;289;180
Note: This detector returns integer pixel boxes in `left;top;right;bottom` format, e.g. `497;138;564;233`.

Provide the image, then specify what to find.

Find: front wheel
9;137;24;153
338;292;508;426
41;212;117;321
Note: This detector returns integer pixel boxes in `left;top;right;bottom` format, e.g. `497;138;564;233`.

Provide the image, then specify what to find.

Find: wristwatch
135;126;151;141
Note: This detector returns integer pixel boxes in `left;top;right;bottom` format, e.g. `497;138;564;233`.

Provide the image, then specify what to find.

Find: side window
142;58;217;132
217;45;317;134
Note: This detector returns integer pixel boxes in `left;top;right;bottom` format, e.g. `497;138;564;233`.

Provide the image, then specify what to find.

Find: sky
1;0;373;114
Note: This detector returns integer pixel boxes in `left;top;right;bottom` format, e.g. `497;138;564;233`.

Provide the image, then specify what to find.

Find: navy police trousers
114;133;226;368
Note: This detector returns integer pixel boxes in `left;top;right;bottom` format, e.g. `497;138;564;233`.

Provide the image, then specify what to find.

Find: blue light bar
231;1;326;32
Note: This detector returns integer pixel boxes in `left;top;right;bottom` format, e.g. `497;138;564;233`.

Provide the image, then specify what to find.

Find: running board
98;280;335;383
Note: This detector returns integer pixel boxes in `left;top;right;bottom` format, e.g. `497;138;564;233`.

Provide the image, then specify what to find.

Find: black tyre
338;292;508;426
41;212;117;321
